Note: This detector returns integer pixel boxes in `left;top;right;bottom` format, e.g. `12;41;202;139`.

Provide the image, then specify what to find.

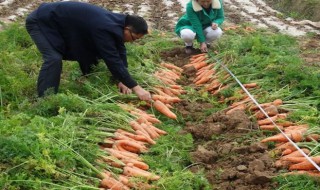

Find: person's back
26;1;152;100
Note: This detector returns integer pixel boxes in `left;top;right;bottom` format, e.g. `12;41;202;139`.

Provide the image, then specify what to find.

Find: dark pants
26;10;63;97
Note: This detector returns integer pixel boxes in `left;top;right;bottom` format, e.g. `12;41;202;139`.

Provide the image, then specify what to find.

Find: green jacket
175;0;224;43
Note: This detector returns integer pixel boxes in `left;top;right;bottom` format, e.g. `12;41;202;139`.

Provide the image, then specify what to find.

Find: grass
0;19;320;190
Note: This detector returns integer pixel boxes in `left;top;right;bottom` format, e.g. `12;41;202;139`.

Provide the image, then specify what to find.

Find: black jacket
35;1;137;88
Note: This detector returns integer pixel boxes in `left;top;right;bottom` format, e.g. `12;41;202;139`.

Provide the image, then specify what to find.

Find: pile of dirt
185;110;278;190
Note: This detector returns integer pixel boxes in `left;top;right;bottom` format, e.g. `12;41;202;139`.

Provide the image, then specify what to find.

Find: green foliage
275;174;320;190
143;124;211;189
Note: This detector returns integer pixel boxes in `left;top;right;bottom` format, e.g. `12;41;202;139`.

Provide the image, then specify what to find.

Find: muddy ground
0;0;319;189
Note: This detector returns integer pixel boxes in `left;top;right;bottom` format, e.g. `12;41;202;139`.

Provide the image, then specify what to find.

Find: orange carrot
193;61;208;70
289;156;320;170
249;99;283;111
274;160;291;169
129;121;149;135
243;83;258;88
170;84;183;89
117;129;156;145
261;133;288;143
104;148;141;160
281;148;293;156
274;142;297;151
100;175;130;190
195;75;212;85
306;134;320;141
148;124;167;135
259;124;283;131
152;94;181;104
190;53;206;59
282;148;310;159
113;139;148;153
261;129;305;143
257;113;287;126
254;105;279;119
160;62;183;72
140;123;160;139
281;157;309;163
120;157;149;170
153;100;177;119
123;164;161;180
226;104;247;115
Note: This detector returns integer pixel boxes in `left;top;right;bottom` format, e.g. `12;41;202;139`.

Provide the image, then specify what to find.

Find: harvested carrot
254;105;279;119
289;156;320;170
140;123;160;139
104;148;141;160
261;129;305;143
281;157;310;163
259;124;283;131
282;148;310;159
274;142;297;151
113;139;148;153
226;104;246;115
160;62;183;72
152;94;180;104
100;175;130;190
121;157;149;170
153;100;177;119
257;113;287;126
281;148;293;156
123;164;161;181
148;124;167;135
306;134;320;141
243;83;258;88
249;99;283;111
274;159;291;169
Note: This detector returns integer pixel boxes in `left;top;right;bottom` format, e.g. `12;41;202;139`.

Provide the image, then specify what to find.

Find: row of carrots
150;62;188;119
98;105;168;189
186;53;320;178
96;62;190;189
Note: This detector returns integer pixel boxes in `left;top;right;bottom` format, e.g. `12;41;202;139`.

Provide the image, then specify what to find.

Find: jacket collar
192;0;221;11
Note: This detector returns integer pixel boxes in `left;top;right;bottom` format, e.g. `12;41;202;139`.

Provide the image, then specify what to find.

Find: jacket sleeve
92;28;137;88
117;43;128;68
213;1;224;26
186;5;206;43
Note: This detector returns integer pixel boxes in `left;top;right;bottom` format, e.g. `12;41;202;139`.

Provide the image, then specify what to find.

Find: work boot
185;46;195;54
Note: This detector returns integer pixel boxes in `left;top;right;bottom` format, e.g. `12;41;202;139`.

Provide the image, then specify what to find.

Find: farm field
0;0;320;190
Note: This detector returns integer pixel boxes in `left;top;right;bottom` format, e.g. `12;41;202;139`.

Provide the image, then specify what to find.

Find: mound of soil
186;110;278;190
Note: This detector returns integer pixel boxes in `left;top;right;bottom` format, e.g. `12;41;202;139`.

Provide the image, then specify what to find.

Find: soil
0;0;319;189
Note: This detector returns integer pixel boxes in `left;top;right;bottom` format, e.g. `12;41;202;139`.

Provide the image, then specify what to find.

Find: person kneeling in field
175;0;224;54
26;1;151;101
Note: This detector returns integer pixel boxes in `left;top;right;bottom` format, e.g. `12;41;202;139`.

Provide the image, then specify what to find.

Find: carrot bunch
151;62;187;119
98;105;167;189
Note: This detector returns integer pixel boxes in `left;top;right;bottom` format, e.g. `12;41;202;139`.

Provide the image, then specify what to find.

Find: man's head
124;15;148;42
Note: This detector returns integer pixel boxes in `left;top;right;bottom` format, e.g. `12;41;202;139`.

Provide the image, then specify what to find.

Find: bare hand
132;85;152;101
118;82;132;94
212;23;218;30
200;42;208;53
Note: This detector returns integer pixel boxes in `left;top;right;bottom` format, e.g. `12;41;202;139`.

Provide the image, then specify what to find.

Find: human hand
200;42;208;53
118;82;132;94
132;85;152;101
212;23;218;30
